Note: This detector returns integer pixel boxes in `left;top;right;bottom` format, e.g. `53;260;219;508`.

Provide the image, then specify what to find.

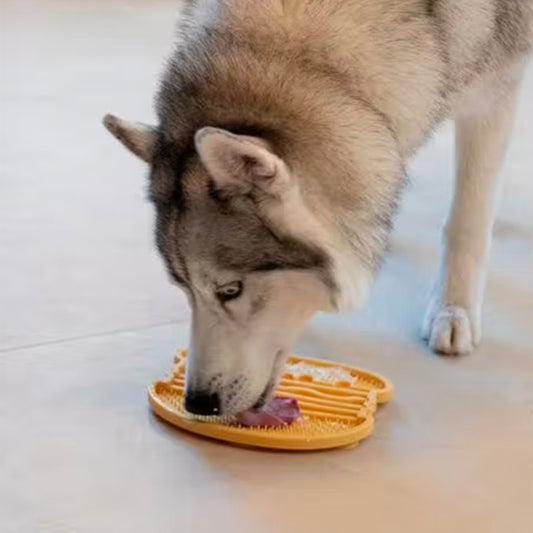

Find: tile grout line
0;318;190;355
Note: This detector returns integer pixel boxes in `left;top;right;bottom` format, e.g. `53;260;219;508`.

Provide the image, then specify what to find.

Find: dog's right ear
102;114;156;163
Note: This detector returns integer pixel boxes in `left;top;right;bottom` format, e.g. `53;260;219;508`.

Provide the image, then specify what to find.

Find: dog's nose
184;391;221;416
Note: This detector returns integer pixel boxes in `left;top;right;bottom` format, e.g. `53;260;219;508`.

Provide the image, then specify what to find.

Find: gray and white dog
104;0;532;416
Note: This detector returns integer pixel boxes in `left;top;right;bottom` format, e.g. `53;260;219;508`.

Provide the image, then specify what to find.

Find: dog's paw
421;304;480;355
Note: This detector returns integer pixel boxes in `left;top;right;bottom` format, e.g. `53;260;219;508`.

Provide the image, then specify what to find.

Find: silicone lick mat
149;348;393;450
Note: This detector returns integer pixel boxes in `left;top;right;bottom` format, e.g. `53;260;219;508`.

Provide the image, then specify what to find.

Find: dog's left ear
195;127;290;196
103;113;157;163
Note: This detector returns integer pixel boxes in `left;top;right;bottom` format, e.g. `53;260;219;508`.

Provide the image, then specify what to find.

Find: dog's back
158;0;532;158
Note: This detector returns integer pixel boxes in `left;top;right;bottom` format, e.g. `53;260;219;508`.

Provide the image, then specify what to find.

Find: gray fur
104;0;532;413
153;159;330;285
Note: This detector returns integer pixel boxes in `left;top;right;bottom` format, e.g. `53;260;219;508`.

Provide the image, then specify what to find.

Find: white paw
422;304;480;355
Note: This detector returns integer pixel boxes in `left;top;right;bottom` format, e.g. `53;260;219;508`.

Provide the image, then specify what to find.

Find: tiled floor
1;2;532;532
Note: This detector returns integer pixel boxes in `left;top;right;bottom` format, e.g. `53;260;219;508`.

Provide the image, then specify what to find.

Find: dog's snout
184;390;221;416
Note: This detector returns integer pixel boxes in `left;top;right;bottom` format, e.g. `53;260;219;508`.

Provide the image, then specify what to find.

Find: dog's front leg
422;83;520;354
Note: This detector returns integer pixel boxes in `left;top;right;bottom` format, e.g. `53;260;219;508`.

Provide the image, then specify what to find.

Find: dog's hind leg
422;82;521;355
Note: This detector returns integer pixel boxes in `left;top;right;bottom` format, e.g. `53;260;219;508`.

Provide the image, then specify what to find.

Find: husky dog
104;0;532;416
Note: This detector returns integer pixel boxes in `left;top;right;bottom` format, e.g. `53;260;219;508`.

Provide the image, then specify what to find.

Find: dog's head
103;115;374;415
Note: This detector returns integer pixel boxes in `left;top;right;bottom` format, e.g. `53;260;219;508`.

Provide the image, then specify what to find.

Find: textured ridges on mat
148;348;393;450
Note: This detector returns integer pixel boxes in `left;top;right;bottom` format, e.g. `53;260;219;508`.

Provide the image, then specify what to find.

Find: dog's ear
195;127;290;196
103;114;156;163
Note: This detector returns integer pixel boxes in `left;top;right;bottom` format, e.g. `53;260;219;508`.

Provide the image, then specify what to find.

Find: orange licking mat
148;348;393;451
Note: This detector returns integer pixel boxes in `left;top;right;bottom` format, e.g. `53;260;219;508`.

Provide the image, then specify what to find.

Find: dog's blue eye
216;281;243;303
